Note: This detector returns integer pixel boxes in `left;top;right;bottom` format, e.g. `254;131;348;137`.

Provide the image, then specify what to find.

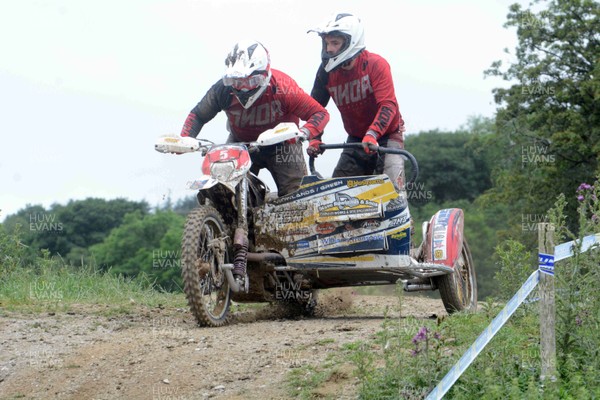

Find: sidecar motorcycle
155;123;477;327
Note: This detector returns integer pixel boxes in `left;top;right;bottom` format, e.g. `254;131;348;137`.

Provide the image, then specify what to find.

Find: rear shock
232;227;248;277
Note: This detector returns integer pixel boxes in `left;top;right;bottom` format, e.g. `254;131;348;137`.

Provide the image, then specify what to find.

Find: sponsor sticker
347;179;384;188
389;213;410;228
316;223;336;235
434;249;445;260
296;240;310;249
278;227;310;236
319;193;378;212
361;219;381;229
390;231;407;240
317;180;345;192
385;197;407;212
432;210;451;261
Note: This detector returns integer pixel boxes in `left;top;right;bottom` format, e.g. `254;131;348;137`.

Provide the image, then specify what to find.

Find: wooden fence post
538;222;556;381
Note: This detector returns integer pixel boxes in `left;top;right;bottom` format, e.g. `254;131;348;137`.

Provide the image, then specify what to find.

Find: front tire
436;238;477;313
181;206;231;327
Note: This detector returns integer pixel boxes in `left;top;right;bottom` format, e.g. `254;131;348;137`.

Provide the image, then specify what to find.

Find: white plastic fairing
155;135;200;154
255;122;302;146
188;177;219;191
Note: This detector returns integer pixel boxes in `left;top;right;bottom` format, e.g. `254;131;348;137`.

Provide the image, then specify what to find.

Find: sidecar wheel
436;238;477;313
181;206;231;327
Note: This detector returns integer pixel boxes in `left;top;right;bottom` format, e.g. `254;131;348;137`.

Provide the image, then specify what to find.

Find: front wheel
181;206;231;327
435;238;477;313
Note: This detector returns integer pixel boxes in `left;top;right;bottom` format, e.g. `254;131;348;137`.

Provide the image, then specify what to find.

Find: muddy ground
0;290;446;400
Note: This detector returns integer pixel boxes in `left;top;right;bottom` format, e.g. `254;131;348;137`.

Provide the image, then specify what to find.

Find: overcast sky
0;0;522;220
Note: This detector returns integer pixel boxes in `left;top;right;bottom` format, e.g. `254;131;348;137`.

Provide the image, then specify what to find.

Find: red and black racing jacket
310;50;404;140
181;69;329;142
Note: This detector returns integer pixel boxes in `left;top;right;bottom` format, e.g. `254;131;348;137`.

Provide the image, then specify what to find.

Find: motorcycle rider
180;39;330;197
307;13;406;194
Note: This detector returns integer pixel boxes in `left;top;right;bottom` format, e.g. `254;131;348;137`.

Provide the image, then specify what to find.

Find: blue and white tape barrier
538;253;554;276
426;231;599;399
554;233;600;262
425;270;540;400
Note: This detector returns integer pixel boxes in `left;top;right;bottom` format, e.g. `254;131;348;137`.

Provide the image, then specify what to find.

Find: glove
307;139;323;157
362;131;379;154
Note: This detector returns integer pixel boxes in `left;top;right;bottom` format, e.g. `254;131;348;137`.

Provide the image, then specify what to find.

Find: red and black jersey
311;50;404;139
181;69;329;142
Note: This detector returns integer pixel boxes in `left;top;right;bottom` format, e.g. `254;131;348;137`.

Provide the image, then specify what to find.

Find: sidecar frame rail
272;259;454;279
309;143;419;185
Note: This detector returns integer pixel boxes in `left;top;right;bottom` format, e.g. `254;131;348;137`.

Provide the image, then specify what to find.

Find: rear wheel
436;238;477;313
181;206;231;327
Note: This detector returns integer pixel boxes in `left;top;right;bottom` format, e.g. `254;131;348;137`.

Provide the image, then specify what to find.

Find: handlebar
308;143;419;186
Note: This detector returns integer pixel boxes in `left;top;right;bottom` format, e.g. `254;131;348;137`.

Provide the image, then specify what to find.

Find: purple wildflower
578;183;592;192
412;327;428;344
577;195;585;202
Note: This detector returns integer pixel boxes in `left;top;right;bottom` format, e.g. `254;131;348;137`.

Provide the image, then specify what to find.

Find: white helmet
222;40;272;109
308;13;366;72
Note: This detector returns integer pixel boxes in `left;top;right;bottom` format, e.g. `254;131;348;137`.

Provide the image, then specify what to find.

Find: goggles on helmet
223;71;269;91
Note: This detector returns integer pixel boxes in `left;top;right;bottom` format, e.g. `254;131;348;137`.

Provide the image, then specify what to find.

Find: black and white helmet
308;13;366;72
222;40;272;109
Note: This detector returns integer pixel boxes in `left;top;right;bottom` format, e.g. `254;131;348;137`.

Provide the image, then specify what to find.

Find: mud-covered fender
424;208;464;268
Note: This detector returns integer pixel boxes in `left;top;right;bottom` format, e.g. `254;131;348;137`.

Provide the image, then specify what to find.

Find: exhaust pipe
246;252;286;263
404;281;437;292
222;264;243;293
222;251;287;293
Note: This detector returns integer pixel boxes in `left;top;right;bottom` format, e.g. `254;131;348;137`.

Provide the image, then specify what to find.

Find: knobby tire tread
181;206;231;327
436;239;478;314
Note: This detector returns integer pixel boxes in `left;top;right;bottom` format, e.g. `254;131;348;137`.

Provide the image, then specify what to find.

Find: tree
2;198;149;264
173;196;199;216
484;0;600;230
405;116;495;205
89;210;185;291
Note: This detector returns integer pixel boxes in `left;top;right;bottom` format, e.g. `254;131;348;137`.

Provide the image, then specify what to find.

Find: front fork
224;177;250;293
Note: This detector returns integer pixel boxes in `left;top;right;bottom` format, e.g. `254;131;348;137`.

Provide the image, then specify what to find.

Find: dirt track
0;291;446;400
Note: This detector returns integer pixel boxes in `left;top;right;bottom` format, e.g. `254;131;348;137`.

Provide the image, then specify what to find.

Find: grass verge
0;262;186;315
